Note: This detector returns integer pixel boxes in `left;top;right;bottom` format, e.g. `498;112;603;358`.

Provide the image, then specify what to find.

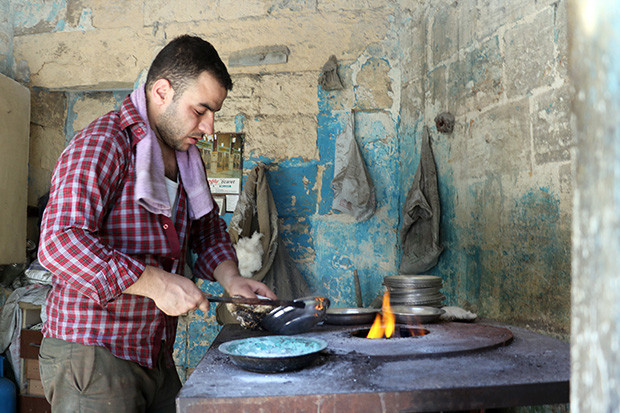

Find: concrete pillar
569;0;620;411
0;0;14;77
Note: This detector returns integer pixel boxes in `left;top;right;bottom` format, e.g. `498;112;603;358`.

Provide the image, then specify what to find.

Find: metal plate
390;296;445;307
390;306;445;324
386;286;442;294
324;307;378;325
384;275;443;289
389;291;445;300
218;335;328;373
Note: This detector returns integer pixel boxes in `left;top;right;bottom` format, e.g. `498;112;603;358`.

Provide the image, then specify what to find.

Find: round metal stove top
307;322;514;358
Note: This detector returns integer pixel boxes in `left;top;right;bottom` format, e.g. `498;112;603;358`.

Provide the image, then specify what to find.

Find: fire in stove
366;291;429;339
367;290;395;338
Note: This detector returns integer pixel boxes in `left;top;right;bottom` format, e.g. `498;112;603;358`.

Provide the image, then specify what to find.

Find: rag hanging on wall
331;112;376;222
318;55;344;91
399;126;443;273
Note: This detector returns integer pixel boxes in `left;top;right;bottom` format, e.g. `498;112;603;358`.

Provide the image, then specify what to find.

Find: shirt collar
119;94;148;147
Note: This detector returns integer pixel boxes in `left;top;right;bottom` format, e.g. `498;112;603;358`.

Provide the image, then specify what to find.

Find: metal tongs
206;295;305;309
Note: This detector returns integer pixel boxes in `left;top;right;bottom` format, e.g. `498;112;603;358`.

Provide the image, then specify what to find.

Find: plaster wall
11;0;572;382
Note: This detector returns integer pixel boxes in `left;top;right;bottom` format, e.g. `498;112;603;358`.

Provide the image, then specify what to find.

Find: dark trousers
39;337;181;413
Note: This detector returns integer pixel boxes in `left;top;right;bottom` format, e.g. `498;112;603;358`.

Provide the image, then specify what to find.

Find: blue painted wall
241;73;401;310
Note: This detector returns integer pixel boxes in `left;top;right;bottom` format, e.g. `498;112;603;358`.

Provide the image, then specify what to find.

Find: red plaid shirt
38;95;237;368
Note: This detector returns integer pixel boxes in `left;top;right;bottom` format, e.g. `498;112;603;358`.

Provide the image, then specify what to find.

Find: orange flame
367;313;384;338
315;297;327;311
367;291;395;339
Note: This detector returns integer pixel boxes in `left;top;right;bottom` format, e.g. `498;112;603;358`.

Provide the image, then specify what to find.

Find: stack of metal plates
383;275;445;307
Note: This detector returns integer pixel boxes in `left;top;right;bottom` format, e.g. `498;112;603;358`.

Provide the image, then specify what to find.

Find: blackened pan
261;296;330;335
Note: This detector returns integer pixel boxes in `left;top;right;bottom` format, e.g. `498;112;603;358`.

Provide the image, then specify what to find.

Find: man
37;35;275;412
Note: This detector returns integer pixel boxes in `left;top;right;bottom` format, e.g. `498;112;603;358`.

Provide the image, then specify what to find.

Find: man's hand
123;265;210;316
213;260;277;299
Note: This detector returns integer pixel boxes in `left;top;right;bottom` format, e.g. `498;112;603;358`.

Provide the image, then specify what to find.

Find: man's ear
149;78;175;106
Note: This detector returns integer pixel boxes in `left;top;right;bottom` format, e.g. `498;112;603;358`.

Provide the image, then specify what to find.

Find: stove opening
352;326;430;339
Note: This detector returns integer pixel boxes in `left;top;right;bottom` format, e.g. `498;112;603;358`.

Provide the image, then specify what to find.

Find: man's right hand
123;265;210;316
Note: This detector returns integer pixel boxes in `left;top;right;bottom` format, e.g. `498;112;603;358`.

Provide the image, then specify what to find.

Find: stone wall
401;0;572;338
10;0;572;382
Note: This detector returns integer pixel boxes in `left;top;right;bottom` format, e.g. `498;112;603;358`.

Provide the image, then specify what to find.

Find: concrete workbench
176;321;569;412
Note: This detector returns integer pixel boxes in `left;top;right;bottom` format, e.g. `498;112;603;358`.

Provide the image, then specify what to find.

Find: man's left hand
213;260;277;299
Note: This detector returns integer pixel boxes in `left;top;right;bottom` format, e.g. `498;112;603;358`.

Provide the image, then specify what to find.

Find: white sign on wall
208;177;241;194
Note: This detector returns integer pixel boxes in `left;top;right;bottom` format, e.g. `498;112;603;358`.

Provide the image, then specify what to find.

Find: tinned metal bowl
390;306;445;325
218;335;328;373
324;307;378;325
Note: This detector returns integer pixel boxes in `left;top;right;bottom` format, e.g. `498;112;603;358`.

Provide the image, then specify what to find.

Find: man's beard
156;100;186;152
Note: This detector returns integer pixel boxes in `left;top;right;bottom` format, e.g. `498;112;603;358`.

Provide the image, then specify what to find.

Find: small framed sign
197;133;244;207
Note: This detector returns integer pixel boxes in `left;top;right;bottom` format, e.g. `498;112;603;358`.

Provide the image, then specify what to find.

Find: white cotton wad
234;232;264;278
440;306;478;322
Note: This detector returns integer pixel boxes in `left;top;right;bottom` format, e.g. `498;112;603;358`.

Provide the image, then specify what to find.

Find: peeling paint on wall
65;90;129;144
13;0;94;34
14;0;65;34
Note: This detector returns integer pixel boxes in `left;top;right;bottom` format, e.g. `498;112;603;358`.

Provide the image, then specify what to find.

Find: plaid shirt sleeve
39;119;146;306
189;201;238;281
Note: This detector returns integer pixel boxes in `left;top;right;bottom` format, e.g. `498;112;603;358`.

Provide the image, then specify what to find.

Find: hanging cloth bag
399;126;443;273
331;113;376;222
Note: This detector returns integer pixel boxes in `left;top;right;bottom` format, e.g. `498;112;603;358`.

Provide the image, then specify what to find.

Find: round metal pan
390;305;445;324
218;335;328;373
324;307;378;325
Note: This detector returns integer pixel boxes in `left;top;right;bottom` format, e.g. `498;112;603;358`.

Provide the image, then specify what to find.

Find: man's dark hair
145;35;233;98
